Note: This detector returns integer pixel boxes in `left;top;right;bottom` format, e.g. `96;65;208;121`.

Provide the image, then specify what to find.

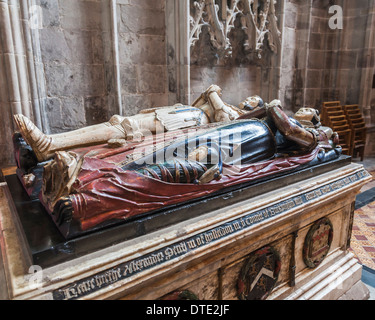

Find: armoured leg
203;85;245;122
14;114;126;162
266;101;318;152
191;85;222;108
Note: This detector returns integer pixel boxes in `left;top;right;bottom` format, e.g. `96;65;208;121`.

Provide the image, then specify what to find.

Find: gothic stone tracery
189;0;282;59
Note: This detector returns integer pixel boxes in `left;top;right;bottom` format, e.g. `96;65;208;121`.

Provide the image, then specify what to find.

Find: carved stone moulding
189;0;282;59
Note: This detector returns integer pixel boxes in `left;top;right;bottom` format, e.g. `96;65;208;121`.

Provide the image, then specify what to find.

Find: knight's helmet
294;107;321;129
239;95;264;111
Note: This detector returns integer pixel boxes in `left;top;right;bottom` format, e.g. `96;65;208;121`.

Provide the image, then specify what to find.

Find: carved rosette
189;0;281;59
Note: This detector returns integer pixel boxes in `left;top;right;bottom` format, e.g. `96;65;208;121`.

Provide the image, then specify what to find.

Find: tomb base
0;161;371;300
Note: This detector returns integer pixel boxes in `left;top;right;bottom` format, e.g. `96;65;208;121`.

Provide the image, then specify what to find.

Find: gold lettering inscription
306;191;316;201
123;253;164;276
204;225;234;243
321;185;331;194
294;197;303;205
164;242;188;260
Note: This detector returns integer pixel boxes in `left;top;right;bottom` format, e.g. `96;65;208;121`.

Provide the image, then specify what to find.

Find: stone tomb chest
0;156;371;300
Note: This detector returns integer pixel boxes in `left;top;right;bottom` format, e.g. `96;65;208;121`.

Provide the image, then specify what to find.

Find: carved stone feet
14;114;52;162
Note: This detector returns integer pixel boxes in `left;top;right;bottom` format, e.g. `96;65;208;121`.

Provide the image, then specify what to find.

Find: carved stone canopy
189;0;282;59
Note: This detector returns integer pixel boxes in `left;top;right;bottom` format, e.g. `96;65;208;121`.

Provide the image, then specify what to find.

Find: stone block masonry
117;0;169;116
40;0;108;133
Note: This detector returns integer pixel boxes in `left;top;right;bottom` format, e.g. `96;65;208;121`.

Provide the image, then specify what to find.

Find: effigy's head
239;95;264;111
294;107;321;129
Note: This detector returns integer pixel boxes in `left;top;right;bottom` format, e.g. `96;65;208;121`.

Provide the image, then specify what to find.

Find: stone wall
188;0;283;107
0;0;375;167
117;0;168;116
39;0;115;132
0;0;170;166
279;0;375;156
305;0;375;157
41;0;169;124
278;0;310;114
279;0;374;111
189;25;261;106
304;0;373;110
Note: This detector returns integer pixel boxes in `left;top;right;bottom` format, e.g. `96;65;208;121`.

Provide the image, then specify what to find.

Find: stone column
0;0;31;117
0;2;16;165
0;0;47;166
357;1;375;157
19;0;48;133
358;1;375;124
109;0;123;116
278;0;313;113
264;0;285;106
165;0;191;106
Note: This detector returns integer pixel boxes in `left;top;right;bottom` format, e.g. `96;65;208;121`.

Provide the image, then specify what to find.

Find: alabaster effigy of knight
12;85;342;236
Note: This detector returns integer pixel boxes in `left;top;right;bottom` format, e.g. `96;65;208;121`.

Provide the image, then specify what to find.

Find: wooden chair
327;110;345;117
344;104;361;112
335;128;352;156
321;101;342;126
350;125;366;161
321;102;356;156
344;105;367;161
327;115;351;135
323;101;341;107
327;114;346;126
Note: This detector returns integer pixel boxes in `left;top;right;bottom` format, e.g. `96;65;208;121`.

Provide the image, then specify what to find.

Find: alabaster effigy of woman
12;85;342;234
